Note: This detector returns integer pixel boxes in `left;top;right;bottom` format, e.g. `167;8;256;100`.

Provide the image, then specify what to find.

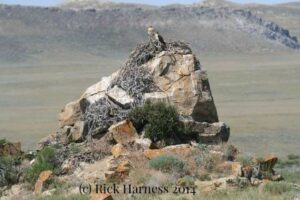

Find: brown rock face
0;141;22;156
145;51;219;123
108;120;139;144
34;170;53;195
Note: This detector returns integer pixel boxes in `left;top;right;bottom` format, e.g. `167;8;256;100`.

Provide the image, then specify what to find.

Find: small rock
34;170;53;195
134;138;152;149
108;120;139;144
111;144;128;158
69;121;86;142
231;162;243;177
61;160;74;174
106;86;134;108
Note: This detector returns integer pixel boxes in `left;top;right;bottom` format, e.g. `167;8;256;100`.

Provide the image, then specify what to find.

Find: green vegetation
277;154;300;168
149;154;186;174
237;155;255;167
287;154;300;160
0;156;20;186
263;181;295;195
129;102;184;145
36;194;88;200
0;138;7;145
224;144;237;161
24;146;60;184
178;175;195;187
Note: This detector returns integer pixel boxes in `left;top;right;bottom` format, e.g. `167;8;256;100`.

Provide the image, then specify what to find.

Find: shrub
129;102;184;145
128;105;149;132
263;181;294;195
203;156;215;171
24;146;60;184
287;154;300;160
197;173;211;181
149;154;186;174
0;138;7;145
0;156;20;186
237;155;254;167
177;175;195;187
224;144;237;161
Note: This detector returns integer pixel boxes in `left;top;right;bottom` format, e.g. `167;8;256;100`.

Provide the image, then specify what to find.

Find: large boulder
145;52;218;123
52;30;228;145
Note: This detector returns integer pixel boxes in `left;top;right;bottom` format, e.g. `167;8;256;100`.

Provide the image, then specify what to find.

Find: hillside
0;1;299;64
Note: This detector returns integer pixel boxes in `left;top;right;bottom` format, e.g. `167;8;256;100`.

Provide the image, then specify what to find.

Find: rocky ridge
0;2;299;63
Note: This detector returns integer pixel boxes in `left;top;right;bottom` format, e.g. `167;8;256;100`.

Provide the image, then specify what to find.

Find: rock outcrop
51;30;228;145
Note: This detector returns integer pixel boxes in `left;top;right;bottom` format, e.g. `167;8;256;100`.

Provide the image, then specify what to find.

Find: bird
147;26;166;46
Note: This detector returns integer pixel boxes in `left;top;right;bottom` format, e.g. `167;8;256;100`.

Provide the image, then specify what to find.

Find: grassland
0;51;300;157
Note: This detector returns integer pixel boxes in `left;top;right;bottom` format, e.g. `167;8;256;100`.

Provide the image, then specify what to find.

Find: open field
0;51;300;156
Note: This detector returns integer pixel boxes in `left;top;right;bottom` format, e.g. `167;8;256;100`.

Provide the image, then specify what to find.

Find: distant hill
0;0;299;64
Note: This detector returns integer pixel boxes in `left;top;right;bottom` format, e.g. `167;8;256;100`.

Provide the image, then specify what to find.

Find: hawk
147;26;166;46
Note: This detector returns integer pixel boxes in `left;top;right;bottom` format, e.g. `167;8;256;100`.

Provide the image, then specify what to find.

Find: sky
0;0;299;6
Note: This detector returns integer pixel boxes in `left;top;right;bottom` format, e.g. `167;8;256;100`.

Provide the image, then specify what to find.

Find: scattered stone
144;144;192;159
34;170;53;195
108;120;139;144
111;144;128;158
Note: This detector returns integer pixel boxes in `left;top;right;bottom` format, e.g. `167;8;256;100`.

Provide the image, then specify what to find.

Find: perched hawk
147;26;166;46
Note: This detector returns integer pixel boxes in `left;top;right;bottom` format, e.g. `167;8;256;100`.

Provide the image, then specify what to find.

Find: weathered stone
116;160;131;173
231;162;243;177
0;142;22;156
58;100;81;128
61;160;74;174
68;121;86;142
134;138;153;150
105;159;130;182
81;76;112;99
106;86;134;108
108;120;139;144
144;144;193;159
111;144;128;158
182;119;230;143
199;122;230;143
34;170;53;195
145;51;218;123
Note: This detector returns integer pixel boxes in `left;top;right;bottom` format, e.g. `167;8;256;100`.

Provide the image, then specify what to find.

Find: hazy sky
0;0;299;6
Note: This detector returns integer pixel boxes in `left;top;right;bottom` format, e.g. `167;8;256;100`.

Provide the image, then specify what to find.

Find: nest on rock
82;39;194;138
